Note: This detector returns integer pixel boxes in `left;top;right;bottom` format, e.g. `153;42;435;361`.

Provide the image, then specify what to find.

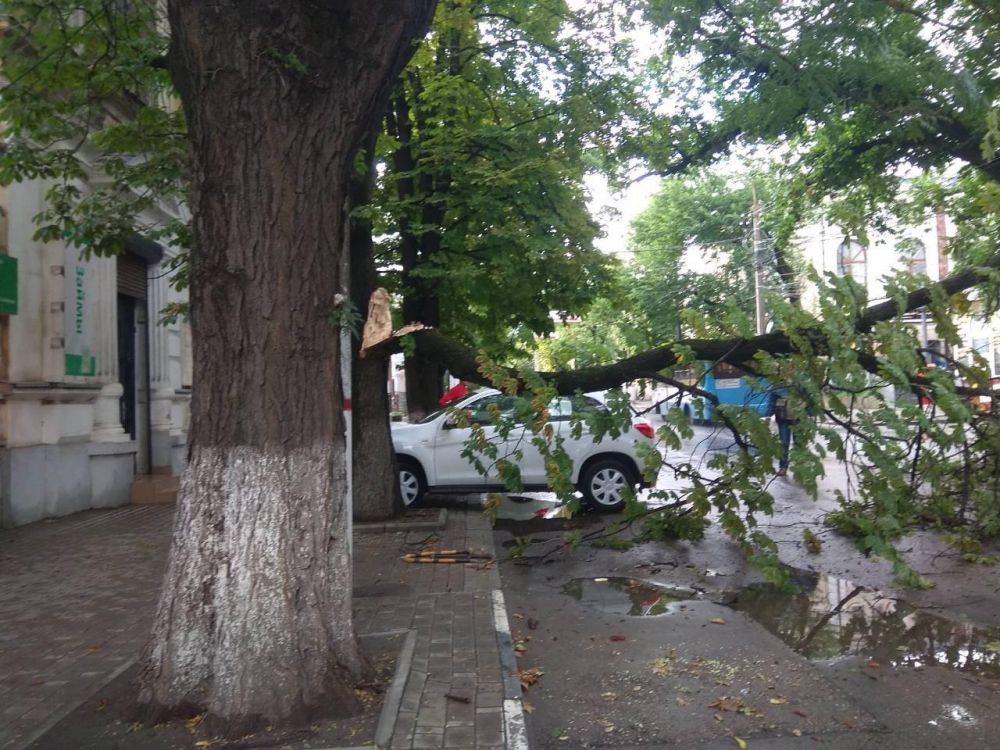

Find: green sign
0;254;16;315
65;353;97;376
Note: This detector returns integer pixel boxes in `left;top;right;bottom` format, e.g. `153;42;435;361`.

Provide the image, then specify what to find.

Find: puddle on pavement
726;571;1000;679
561;577;699;617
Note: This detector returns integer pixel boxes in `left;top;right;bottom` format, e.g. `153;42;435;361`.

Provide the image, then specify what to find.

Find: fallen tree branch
391;252;1000;395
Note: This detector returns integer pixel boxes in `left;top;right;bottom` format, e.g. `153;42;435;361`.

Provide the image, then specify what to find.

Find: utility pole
752;185;766;335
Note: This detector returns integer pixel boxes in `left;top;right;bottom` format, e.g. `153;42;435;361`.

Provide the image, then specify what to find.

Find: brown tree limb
396;252;1000;395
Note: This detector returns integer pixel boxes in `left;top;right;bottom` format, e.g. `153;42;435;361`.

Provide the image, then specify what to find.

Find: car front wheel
578;458;635;512
398;459;426;508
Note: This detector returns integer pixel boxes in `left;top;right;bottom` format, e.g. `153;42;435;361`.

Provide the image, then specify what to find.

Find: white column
91;256;128;442
148;263;174;436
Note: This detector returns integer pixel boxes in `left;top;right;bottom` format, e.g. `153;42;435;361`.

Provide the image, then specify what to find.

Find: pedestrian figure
768;386;797;476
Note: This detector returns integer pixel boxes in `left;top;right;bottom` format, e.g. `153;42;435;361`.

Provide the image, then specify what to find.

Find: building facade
795;212;1000;382
0;179;190;527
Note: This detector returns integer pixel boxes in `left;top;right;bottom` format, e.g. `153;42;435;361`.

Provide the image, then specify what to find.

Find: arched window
897;237;927;276
837;239;868;286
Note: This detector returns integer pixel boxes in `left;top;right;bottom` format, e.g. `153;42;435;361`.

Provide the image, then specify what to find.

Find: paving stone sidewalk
0;503;519;750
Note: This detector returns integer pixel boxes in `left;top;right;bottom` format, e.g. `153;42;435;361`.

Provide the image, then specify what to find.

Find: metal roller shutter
117;253;147;299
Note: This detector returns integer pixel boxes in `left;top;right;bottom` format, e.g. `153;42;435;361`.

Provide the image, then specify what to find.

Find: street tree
140;0;437;729
373;0;643;417
628;169;802;343
139;0;437;728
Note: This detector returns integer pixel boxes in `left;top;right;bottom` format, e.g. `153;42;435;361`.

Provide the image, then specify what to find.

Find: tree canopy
640;0;1000;212
371;0;657;412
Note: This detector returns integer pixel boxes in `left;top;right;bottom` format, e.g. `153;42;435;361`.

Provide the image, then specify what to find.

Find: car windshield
415;392;626;425
417;406;452;424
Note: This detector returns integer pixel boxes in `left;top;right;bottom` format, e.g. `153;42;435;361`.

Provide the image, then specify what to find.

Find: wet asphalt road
477;422;1000;749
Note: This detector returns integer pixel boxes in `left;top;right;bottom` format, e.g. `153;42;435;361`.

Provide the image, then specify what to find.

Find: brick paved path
0;504;517;750
354;510;510;750
0;506;173;750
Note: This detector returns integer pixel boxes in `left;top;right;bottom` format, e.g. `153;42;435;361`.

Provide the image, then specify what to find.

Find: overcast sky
585;173;661;258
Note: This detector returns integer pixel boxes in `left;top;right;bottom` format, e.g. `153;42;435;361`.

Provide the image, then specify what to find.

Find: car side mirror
442;417;458;430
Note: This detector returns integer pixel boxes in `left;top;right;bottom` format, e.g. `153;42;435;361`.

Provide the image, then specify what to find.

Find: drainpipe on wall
935;211;950;360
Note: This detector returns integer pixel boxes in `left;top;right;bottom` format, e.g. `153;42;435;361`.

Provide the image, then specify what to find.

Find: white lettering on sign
75;266;85;334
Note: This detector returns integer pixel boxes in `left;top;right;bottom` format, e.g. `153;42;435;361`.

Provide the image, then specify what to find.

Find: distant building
795;212;1000;381
0;180;190;527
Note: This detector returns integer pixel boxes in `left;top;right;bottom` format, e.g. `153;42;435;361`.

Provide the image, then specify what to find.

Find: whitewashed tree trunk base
138;445;362;730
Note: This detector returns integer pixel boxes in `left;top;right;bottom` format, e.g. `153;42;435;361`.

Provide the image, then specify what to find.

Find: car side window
572;396;610;417
465;395;516;426
547;397;574;421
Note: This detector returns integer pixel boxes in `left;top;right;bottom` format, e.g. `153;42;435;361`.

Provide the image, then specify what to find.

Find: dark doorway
117;293;136;439
117;251;152;474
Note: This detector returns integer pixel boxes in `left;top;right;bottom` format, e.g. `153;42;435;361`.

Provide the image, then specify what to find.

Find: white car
391;389;657;511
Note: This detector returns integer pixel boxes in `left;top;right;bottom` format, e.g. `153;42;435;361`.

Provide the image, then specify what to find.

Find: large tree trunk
138;0;435;732
404;351;445;420
353;354;402;520
350;130;402;522
385;80;447;420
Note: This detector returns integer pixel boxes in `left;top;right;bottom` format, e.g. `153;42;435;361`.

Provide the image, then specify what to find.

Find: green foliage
802;529;823;555
372;0;652;360
0;1;188;259
590;535;633;551
327;299;363;339
641;0;1000;249
505;534;531;559
639;509;710;542
627;170;797;341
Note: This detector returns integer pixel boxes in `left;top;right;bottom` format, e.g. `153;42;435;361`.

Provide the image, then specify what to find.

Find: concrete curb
354;508;447;535
491;589;529;750
306;628;417;750
373;629;418;748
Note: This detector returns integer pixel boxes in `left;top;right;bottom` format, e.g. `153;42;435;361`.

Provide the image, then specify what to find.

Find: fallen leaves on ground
734;737;747;749
516;666;544;690
651;656;675;676
769;697;788;705
708;617;726;625
184;714;206;734
708;696;762;717
609;635;626;642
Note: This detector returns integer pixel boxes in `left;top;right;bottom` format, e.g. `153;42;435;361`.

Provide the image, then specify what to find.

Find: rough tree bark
137;0;435;732
350;130;402;522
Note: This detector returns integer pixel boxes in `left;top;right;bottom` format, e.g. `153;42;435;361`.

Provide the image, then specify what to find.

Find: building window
837;239;868;286
897;237;927;276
